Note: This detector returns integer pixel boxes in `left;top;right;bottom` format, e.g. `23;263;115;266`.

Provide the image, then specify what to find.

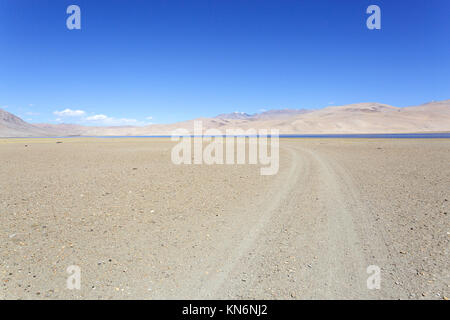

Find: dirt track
0;138;448;299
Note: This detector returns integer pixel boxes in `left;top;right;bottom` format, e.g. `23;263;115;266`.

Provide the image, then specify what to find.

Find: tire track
195;146;304;299
213;142;388;299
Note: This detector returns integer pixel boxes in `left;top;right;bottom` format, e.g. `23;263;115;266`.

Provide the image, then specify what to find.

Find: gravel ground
0;138;448;299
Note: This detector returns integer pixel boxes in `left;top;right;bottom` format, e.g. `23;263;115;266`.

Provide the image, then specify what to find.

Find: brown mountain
0;100;449;137
0;109;52;137
214;109;311;120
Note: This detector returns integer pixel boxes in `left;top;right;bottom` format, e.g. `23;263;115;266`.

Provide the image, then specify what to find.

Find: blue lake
10;133;450;139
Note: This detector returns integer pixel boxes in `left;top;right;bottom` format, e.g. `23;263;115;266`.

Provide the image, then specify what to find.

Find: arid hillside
1;100;449;137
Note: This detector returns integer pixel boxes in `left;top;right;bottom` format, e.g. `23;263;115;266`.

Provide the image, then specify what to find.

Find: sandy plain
0;138;448;299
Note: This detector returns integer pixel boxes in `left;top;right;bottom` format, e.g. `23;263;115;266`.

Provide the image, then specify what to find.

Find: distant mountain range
214;109;311;120
1;100;449;137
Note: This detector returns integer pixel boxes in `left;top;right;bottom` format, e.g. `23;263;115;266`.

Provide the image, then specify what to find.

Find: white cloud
26;111;39;116
50;110;151;127
85;114;144;126
1;105;8;109
53;108;86;117
86;114;108;121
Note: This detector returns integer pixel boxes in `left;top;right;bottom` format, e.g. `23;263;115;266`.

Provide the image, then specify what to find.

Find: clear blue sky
0;0;449;125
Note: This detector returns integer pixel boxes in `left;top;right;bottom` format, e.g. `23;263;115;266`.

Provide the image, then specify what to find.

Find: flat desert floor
0;138;448;299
